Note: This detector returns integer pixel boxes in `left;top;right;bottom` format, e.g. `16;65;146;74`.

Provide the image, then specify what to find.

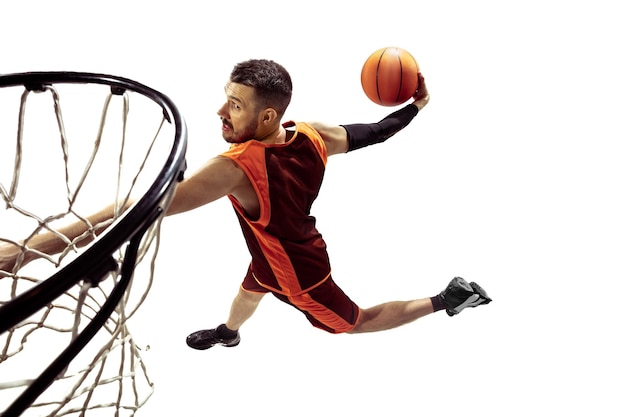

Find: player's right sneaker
186;326;241;350
439;277;492;317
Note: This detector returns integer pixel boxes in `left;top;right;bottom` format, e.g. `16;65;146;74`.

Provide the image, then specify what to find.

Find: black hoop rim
0;71;188;332
0;71;188;416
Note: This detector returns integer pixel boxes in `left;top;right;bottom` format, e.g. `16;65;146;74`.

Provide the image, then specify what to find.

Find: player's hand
411;73;429;111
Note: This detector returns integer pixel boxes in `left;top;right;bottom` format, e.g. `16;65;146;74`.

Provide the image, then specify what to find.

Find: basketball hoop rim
0;71;188;332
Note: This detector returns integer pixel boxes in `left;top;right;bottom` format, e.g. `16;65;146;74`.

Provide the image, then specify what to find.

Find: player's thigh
292;277;361;333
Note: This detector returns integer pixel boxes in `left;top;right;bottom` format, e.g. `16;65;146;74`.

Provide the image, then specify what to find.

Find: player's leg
225;286;265;331
348;298;434;334
186;266;267;350
349;277;492;334
186;287;265;350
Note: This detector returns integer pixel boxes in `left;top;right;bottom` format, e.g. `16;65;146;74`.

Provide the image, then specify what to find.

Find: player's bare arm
167;155;255;216
1;157;253;272
308;123;349;156
0;203;125;272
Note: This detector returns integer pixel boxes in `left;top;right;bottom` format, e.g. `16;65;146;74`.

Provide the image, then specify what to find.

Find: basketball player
0;59;491;349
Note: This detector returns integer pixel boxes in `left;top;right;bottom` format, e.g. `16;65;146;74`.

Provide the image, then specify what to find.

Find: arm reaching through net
0;203;128;273
1;155;246;274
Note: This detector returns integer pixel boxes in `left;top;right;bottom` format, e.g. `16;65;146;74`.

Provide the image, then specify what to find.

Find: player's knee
346;308;373;334
237;287;265;304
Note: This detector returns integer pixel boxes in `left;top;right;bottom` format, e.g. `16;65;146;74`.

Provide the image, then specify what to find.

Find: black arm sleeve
341;104;419;152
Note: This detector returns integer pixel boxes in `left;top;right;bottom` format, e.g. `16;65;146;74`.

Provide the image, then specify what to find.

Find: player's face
217;82;261;144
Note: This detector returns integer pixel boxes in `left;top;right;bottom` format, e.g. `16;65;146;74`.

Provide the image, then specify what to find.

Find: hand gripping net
0;73;187;417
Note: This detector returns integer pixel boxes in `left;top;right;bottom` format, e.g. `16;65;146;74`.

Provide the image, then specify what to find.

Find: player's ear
259;107;278;125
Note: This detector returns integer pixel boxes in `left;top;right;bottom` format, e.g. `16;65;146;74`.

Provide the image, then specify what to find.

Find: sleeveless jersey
220;122;330;296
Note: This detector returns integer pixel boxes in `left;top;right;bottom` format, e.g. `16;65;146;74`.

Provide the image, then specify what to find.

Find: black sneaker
439;277;492;317
186;326;241;350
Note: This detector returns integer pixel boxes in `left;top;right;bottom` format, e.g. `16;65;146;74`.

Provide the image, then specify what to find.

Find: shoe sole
222;337;241;348
186;340;240;350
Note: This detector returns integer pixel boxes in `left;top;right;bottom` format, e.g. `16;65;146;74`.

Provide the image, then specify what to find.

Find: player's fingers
413;74;428;101
417;73;426;91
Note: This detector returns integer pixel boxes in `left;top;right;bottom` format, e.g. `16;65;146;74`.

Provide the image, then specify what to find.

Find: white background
3;0;625;415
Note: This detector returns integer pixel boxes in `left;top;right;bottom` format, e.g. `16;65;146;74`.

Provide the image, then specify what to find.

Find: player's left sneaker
439;276;492;317
186;325;240;350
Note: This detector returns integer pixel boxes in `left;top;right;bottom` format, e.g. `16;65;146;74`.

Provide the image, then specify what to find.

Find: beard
222;118;259;144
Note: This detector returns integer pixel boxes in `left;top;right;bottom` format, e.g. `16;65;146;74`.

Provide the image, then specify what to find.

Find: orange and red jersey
220;121;331;297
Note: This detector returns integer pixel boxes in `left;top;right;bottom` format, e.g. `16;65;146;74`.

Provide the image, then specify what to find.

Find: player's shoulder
306;120;331;132
304;121;341;140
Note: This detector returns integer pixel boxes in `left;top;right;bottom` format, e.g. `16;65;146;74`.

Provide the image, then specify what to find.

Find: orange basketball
361;47;420;106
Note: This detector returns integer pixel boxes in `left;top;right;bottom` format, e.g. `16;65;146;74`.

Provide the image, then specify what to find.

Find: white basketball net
0;79;177;416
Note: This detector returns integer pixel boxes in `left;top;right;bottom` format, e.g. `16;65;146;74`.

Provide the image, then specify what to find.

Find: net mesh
0;76;183;416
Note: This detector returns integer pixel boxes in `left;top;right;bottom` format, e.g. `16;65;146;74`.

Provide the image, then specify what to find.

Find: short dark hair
229;59;292;117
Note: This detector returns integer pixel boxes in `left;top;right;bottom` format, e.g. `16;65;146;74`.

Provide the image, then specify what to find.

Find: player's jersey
220;122;331;296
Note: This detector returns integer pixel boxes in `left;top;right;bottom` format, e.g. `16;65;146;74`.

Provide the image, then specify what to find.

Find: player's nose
217;102;228;118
